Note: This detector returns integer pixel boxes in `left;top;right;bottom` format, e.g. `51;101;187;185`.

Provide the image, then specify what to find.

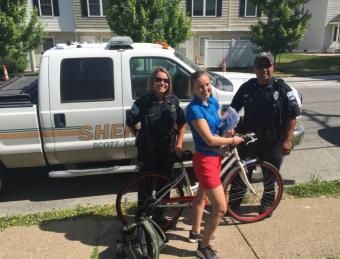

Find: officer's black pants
136;147;173;222
229;140;283;210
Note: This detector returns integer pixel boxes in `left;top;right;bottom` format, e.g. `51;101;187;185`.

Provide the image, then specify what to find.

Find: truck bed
0;75;38;107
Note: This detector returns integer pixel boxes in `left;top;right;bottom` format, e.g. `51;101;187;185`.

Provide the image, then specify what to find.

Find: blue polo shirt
186;96;220;155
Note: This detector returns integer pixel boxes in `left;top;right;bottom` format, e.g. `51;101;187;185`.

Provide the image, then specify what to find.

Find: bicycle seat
173;150;193;162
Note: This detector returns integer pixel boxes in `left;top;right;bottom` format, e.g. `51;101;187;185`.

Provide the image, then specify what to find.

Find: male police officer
230;52;300;215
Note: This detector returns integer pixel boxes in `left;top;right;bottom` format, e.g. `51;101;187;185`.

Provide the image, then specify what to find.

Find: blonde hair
148;66;173;96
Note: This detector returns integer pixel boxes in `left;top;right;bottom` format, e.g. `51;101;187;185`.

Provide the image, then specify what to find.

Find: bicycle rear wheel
116;173;185;231
225;161;283;223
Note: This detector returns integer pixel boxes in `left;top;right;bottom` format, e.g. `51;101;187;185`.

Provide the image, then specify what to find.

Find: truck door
48;53;125;164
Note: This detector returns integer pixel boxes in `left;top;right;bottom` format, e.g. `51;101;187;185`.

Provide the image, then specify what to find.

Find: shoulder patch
287;91;296;101
130;103;140;116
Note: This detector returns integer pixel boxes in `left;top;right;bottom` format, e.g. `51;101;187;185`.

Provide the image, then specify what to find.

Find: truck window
60;58;114;102
130;57;191;100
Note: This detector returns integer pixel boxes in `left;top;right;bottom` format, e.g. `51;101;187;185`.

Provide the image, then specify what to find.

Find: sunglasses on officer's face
155;77;170;84
255;63;273;69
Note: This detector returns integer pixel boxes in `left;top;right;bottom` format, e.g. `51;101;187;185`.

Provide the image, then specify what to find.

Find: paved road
1;75;340;216
281;75;340;184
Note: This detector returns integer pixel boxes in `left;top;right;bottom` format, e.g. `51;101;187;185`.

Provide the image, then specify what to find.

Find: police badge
273;91;279;101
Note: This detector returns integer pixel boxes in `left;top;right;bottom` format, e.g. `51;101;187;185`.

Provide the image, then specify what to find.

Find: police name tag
287;91;296;101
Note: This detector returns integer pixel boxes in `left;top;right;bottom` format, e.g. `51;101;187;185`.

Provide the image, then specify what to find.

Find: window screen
245;0;257;17
193;0;204;16
193;0;216;16
88;0;101;16
60;58;114;102
40;0;53;16
206;0;216;16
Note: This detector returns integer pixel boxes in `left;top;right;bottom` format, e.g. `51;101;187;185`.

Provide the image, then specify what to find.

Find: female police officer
126;66;186;223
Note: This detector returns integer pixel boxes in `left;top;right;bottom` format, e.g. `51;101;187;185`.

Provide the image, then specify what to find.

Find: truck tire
0;166;5;195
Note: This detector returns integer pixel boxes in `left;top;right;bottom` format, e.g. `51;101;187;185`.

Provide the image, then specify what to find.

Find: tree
0;0;44;70
249;0;311;63
106;0;191;48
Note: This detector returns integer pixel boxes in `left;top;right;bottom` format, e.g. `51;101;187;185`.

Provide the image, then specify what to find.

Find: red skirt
193;151;222;189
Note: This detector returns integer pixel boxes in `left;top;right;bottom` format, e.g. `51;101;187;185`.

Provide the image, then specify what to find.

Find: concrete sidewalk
0;197;339;259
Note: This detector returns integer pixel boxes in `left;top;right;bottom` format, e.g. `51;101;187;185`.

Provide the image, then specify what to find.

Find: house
29;0;113;67
181;0;265;64
28;0;264;67
299;0;340;53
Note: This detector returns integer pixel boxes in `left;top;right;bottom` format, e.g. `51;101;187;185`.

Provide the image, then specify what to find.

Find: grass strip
0;204;116;231
89;247;99;259
275;53;340;77
285;179;340;198
225;53;340;78
1;179;339;231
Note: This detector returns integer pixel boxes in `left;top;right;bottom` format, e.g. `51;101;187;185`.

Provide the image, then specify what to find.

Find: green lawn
227;53;340;77
275;53;340;77
285;179;340;198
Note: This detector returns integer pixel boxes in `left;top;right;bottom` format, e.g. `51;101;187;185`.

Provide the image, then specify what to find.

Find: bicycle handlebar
239;132;258;145
173;133;256;162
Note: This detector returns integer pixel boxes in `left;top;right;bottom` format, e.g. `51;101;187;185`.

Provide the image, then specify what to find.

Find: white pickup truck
0;37;304;194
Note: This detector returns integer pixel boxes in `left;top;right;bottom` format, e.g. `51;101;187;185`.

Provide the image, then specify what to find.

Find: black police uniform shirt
231;77;300;134
126;92;186;144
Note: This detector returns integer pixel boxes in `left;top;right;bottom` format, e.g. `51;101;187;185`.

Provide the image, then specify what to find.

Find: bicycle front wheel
225;161;283;223
116;173;184;231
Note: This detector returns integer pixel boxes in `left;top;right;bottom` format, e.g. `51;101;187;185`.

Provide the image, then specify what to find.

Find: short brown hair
148;66;173;96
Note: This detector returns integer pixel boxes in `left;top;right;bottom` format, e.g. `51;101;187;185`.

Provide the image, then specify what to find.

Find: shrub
2;53;28;74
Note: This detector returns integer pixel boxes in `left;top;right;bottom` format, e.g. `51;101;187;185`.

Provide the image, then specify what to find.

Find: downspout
336;23;340;50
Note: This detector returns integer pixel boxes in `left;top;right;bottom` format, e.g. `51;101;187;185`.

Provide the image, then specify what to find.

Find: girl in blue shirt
186;71;243;259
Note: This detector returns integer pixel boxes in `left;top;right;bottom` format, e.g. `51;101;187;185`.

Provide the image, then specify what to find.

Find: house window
38;0;53;16
193;0;217;17
43;38;54;51
245;0;257;17
87;0;103;16
60;58;114;103
33;0;59;16
239;0;258;17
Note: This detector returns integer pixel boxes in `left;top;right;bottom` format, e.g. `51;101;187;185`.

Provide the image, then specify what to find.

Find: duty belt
256;128;280;142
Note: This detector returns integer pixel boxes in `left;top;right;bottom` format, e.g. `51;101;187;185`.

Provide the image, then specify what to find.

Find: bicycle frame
147;134;260;210
117;133;282;227
220;146;257;195
150;161;196;209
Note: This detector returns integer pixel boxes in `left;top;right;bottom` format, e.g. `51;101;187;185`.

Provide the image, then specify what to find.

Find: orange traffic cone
2;65;9;81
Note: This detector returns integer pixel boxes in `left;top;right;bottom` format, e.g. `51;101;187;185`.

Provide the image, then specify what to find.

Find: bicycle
115;133;283;230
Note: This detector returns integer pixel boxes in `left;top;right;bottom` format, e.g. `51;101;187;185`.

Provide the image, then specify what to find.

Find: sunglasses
155;77;170;84
256;63;272;69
